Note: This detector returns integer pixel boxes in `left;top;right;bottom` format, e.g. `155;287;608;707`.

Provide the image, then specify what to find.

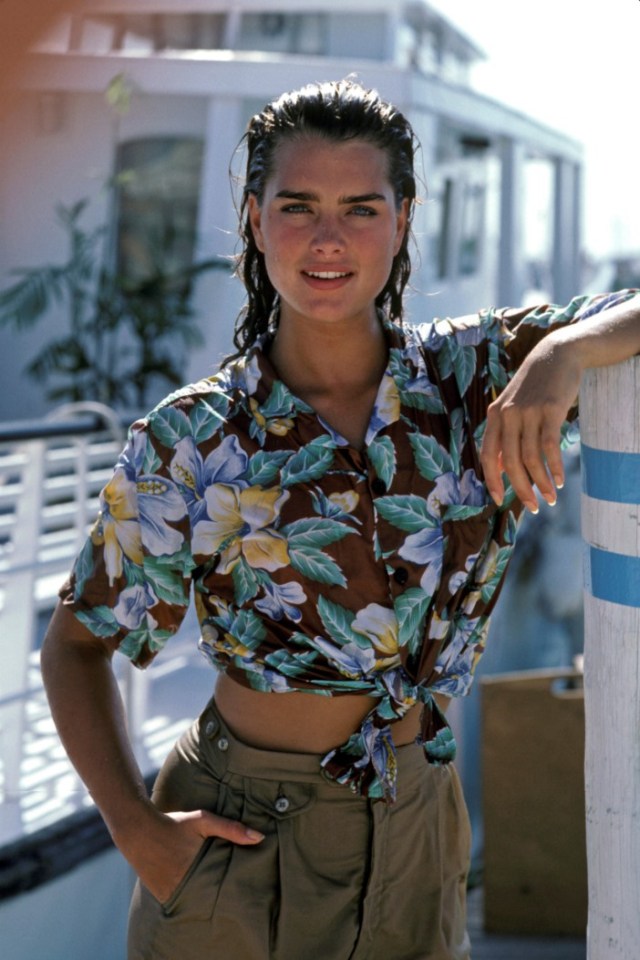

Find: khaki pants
128;699;471;960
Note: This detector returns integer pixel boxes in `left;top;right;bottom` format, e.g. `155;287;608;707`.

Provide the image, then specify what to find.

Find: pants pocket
160;837;214;916
161;833;234;921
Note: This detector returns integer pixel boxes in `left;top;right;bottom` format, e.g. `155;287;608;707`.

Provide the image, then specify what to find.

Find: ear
393;198;410;256
247;194;265;253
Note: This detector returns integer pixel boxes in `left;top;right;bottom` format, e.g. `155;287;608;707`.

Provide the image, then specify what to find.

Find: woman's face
248;136;408;332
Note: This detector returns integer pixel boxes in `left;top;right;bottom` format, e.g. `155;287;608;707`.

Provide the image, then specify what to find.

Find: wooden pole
580;357;640;959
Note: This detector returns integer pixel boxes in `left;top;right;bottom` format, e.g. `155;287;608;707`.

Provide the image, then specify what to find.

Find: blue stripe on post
581;443;640;504
586;546;640;608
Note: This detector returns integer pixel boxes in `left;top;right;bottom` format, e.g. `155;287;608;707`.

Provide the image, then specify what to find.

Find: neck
268;310;388;397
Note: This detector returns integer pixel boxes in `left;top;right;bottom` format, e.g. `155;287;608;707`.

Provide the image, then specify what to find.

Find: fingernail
527;503;539;515
547;496;557;507
246;828;265;842
554;479;564;490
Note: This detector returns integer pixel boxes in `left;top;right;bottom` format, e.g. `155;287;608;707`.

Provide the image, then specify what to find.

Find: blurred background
1;2;636;956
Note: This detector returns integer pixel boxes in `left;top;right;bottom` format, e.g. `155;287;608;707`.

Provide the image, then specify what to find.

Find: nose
311;215;345;254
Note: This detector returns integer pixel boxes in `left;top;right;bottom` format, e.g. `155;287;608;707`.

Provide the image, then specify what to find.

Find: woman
41;79;640;959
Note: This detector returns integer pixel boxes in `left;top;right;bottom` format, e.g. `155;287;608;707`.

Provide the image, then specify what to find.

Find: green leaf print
73;537;95;597
232;556;261;606
264;648;318;678
75;605;120;637
289;546;347;587
246;449;290;486
394;588;430;653
452;343;477;397
487;340;508;391
144;556;189;606
141;439;162;475
121;626;174;660
400;390;446;415
205;389;231;419
409;432;454;481
150;406;191;448
280;437;335;488
282;517;355;549
480;544;513;604
375;495;437;532
367;436;396;489
317;595;358;646
449;408;464;474
190;401;224;444
442;504;488;521
260;380;297;419
229;607;266;650
387;348;411;384
438;341;476;396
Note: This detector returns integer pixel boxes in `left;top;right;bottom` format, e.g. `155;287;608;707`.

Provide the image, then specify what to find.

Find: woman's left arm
480;295;640;513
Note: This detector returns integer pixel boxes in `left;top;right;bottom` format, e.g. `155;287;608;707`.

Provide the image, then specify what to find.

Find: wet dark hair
226;78;419;361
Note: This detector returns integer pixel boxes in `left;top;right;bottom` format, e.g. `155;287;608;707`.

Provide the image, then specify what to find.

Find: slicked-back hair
226;78;419;362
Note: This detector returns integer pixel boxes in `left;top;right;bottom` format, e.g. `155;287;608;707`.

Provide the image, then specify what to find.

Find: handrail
0;410;135;443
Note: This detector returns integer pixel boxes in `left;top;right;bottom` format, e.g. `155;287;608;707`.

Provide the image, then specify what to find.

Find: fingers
200;809;265;844
480;405;506;506
481;400;563;513
127;808;265;904
168;809;265;845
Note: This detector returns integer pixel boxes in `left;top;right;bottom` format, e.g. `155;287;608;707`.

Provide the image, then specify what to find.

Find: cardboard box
481;668;587;936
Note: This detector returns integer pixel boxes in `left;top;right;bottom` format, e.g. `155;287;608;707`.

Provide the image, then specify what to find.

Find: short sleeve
58;420;195;668
427;288;640;450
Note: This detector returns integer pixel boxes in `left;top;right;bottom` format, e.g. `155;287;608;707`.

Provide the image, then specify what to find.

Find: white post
580;356;640;959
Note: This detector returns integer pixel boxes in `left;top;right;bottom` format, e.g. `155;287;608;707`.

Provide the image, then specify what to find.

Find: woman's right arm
41;602;264;904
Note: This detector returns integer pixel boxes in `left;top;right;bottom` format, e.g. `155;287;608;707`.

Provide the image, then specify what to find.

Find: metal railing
0;405;127;842
0;403;213;851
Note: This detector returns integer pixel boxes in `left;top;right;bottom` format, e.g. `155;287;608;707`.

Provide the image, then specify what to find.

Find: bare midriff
214;672;449;754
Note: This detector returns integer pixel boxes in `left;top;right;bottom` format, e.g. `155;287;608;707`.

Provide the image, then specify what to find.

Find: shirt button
204;720;216;738
217;737;229;752
274;796;290;813
371;477;387;495
393;566;409;585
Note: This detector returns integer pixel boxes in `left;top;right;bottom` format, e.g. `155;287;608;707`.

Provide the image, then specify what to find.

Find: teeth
306;271;349;279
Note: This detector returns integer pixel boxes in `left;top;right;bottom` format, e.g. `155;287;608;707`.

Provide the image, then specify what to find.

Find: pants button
275;796;290;813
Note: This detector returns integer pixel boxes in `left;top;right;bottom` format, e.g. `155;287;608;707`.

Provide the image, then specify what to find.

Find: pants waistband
197;696;426;796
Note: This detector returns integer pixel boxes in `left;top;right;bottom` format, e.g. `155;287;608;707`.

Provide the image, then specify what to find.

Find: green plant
0;198;222;408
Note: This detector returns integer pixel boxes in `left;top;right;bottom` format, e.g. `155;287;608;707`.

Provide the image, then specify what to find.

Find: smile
303;271;352;280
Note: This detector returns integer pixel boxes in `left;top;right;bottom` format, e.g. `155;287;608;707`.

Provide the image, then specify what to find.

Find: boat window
68;14;228;53
237;13;327;56
434;178;454;280
459;182;485;276
114;138;204;289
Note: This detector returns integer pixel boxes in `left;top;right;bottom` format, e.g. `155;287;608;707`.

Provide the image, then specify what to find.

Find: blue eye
350;206;377;217
282;203;310;214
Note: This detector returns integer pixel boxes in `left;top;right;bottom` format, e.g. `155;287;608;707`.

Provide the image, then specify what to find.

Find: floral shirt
59;290;637;802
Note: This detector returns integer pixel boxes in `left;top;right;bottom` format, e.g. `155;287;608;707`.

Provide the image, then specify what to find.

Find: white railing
0;404;213;848
0;405;128;840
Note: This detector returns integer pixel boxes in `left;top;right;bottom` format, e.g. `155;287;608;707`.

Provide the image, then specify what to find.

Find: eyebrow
274;190;388;204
